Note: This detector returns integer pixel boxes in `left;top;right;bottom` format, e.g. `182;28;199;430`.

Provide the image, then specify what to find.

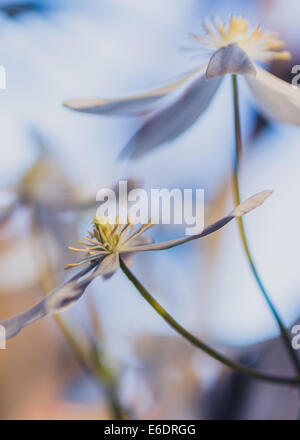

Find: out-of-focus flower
0;130;93;224
64;16;300;158
0;190;271;339
0;191;18;224
0;129;140;229
0;129;140;298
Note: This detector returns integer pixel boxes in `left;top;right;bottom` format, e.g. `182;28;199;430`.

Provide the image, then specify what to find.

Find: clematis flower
0;190;271;339
64;16;300;158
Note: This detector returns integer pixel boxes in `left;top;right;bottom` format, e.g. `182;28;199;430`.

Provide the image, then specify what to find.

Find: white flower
0;190;272;339
64;16;300;158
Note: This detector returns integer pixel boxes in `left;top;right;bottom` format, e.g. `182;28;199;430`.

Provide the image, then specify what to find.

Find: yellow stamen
67;214;154;268
192;15;291;62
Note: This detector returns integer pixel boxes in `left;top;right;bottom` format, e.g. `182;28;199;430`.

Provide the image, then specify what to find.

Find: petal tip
232;189;273;217
63;99;78;110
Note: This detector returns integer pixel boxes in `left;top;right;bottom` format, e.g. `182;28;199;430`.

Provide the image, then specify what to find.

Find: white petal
63;65;204;116
120;252;133;268
206;43;256;79
0;266;94;339
87;253;120;280
231;190;273;217
122;190;272;252
123;235;154;248
119;71;222;159
119;236;153;268
245;65;300;125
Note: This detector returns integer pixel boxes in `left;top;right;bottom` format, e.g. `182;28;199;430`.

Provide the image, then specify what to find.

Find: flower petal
120;252;134;268
123;235;154;248
63;66;204;116
119;71;222;159
0;265;94;339
206;43;256;79
245;65;300;125
230;190;273;217
119;236;154;268
121;190;272;252
90;253;120;280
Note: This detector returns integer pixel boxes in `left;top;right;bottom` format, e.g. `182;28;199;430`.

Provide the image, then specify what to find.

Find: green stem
106;389;124;421
91;354;124;420
231;74;300;377
120;257;300;386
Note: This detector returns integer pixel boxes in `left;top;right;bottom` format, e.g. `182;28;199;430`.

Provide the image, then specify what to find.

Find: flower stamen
191;15;291;62
67;214;154;268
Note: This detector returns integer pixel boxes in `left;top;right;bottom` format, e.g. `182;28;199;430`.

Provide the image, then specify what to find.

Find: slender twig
231;74;300;377
90;346;124;420
120;257;300;386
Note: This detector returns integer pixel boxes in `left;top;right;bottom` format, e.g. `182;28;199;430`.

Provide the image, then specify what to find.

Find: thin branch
120;257;300;386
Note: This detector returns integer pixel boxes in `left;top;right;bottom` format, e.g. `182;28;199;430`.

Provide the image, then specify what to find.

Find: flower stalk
231;73;300;377
120;257;300;386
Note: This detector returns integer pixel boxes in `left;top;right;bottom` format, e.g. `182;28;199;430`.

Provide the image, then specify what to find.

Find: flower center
92;215;123;250
67;215;154;268
191;16;291;62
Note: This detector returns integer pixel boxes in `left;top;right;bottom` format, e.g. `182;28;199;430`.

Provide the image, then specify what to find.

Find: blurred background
0;0;300;420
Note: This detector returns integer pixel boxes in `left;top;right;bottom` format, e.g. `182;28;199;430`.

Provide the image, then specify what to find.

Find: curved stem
120;257;300;386
231;74;300;377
